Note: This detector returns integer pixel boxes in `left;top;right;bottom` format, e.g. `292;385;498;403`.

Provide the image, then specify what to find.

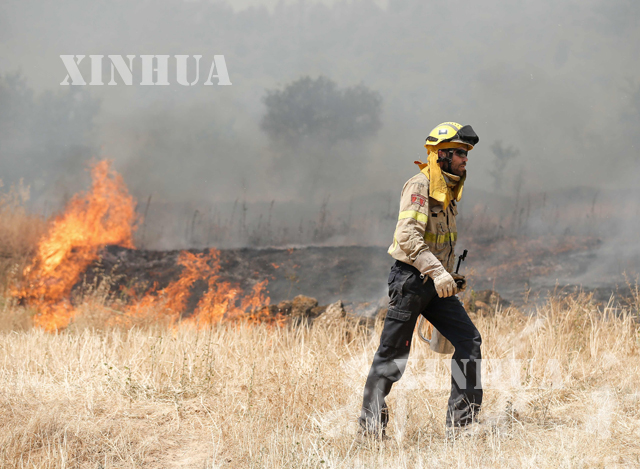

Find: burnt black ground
82;243;633;313
86;245;392;307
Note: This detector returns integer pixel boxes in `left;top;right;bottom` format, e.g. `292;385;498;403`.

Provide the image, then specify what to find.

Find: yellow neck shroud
415;144;466;210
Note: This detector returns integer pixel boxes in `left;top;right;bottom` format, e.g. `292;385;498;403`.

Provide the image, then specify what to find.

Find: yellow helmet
425;122;479;150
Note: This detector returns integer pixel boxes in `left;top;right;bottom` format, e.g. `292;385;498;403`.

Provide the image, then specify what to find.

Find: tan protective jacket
388;172;458;277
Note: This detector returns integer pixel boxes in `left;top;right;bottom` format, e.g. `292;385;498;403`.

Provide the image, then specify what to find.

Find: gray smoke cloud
0;0;638;273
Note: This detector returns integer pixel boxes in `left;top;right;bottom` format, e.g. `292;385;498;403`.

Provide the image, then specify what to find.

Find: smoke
567;162;640;286
0;0;638;258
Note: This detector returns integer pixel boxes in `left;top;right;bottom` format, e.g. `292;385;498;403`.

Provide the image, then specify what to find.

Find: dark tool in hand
455;249;468;274
453;249;468;289
416;249;468;352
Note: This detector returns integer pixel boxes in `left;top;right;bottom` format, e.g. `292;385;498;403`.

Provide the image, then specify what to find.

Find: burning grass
0;292;639;468
2;159;639;467
12;160;137;331
9;160;273;332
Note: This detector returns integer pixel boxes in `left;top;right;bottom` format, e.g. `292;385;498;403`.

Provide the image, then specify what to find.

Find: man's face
438;147;468;176
450;148;468;177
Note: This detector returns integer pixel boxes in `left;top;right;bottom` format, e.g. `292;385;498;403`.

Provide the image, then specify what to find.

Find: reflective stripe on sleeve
387;235;398;254
424;232;457;243
398;210;428;223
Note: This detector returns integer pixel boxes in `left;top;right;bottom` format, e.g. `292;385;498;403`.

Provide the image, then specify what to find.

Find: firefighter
359;122;483;438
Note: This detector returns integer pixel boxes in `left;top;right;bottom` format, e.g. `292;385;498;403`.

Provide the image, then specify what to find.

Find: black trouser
359;260;482;431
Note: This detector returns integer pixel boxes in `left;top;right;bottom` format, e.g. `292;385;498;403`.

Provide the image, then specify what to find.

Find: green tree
260;76;383;199
261;76;382;147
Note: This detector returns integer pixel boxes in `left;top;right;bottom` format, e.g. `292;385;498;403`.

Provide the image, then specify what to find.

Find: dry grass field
1;174;639;468
1;289;639;468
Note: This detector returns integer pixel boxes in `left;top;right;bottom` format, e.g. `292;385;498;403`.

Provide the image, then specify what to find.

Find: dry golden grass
1;188;639;467
1;291;639;468
0;183;47;292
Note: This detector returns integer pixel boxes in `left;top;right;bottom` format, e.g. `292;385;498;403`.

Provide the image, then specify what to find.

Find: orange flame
14;159;273;331
129;250;275;326
14;160;136;330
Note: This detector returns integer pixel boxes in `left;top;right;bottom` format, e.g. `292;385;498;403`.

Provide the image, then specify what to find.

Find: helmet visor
452;125;479;147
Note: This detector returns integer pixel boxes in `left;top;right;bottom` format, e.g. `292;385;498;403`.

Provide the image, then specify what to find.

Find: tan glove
432;269;457;298
451;273;466;292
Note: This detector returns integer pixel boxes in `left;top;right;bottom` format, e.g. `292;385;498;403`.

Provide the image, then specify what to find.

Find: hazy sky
1;0;638;219
225;0;388;11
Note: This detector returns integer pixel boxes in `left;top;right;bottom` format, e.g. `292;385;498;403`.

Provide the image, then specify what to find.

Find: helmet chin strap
437;150;454;173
